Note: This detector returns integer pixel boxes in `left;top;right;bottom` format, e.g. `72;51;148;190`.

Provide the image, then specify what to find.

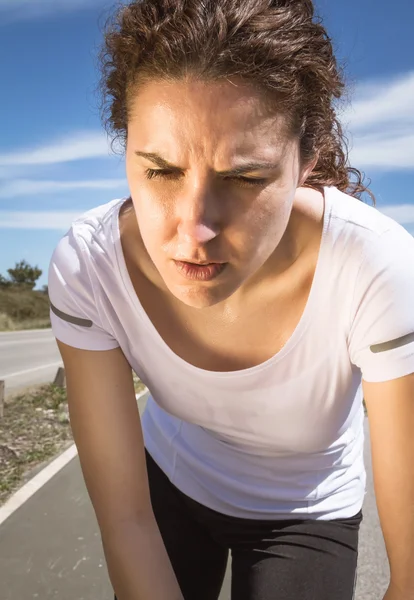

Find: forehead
127;78;292;157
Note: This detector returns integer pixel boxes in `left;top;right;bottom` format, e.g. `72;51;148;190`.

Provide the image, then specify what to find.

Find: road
0;390;389;600
0;329;61;396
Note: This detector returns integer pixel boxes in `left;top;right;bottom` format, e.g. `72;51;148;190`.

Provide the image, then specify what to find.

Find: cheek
237;193;290;244
130;188;175;253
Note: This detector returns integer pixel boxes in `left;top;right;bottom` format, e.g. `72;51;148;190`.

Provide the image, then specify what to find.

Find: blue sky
0;0;413;289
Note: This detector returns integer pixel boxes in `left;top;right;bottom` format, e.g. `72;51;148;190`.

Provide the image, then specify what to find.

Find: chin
168;281;236;309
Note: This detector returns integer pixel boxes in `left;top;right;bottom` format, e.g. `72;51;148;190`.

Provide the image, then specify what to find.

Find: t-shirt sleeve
48;229;120;351
348;225;414;383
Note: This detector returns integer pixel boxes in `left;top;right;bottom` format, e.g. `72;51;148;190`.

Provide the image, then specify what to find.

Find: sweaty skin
121;77;323;372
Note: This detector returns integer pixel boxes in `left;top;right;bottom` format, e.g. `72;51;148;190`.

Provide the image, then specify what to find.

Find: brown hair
99;0;375;204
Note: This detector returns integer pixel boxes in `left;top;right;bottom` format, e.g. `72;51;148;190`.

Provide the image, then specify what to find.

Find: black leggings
116;450;362;600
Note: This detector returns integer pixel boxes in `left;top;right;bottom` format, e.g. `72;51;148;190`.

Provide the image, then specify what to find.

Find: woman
48;1;414;599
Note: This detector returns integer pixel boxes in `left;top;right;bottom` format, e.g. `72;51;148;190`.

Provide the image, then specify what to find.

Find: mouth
173;260;227;281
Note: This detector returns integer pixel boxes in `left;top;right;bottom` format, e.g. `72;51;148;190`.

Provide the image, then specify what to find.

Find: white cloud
0;178;127;199
348;132;414;170
0;211;82;230
342;72;414;131
341;71;414;172
0;131;111;167
0;0;113;22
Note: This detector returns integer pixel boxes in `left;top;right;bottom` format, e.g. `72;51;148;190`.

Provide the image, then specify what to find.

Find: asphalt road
0;329;62;396
0;392;390;600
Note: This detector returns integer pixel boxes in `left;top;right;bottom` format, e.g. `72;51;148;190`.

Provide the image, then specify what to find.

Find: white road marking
0;445;78;527
0;390;148;526
0;362;63;380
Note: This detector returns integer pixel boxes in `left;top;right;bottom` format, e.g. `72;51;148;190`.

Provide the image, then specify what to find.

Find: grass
0;313;51;331
0;384;72;504
0;374;148;505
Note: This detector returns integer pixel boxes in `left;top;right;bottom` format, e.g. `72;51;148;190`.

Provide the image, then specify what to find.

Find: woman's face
126;78;315;308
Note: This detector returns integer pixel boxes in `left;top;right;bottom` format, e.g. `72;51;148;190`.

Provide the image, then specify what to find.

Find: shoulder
352;222;414;326
324;186;413;267
326;186;399;238
343;197;414;378
359;221;414;271
48;199;124;351
48;197;125;314
68;197;124;252
49;198;124;280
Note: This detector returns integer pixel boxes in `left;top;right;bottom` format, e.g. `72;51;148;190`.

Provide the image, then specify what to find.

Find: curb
0;389;149;527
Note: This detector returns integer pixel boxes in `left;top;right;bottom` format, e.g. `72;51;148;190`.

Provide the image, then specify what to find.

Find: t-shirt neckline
112;186;333;379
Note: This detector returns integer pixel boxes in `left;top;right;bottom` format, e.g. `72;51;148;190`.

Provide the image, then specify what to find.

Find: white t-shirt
48;186;414;520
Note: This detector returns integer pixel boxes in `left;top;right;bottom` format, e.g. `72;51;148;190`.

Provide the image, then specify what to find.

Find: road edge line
0;444;78;527
0;389;149;527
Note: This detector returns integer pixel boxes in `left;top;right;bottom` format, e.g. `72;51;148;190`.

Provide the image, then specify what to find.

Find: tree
7;260;42;290
0;273;11;288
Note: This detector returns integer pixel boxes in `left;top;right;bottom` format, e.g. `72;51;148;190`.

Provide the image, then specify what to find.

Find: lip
173;260;227;281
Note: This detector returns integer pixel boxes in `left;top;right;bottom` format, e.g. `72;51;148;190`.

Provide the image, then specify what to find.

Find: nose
178;222;218;244
176;182;220;246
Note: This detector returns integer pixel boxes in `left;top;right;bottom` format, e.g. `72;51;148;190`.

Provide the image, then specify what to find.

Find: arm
363;373;414;598
58;341;184;600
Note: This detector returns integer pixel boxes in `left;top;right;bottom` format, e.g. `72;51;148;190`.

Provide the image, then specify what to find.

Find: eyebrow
135;151;181;171
134;151;280;176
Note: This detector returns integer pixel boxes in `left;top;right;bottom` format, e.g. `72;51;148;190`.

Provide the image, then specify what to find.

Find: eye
145;168;181;180
230;176;268;188
145;169;268;188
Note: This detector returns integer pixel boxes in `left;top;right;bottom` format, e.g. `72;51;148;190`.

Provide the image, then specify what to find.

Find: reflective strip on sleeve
370;332;414;353
50;302;93;328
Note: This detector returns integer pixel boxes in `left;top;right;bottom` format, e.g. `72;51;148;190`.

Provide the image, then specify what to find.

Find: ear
298;154;319;187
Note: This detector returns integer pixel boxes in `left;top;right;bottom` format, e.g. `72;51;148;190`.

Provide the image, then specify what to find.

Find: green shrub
0;313;16;330
0;287;51;330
